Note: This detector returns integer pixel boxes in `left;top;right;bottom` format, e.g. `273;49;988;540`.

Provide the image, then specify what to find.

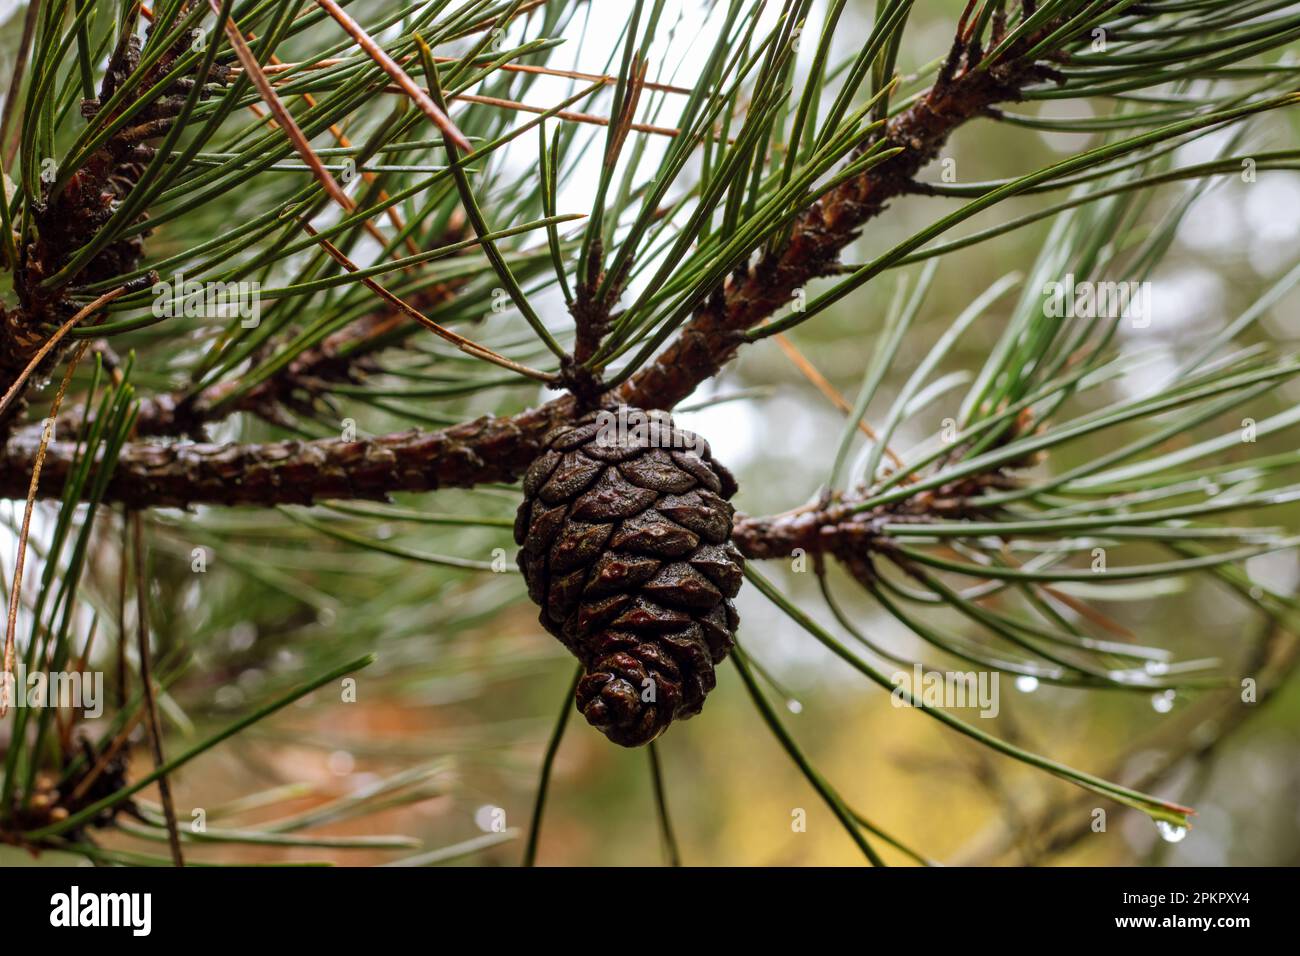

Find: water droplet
1151;690;1176;714
1143;660;1169;677
1249;586;1264;601
214;685;244;709
786;699;803;714
1155;820;1187;843
1015;676;1039;693
327;750;355;776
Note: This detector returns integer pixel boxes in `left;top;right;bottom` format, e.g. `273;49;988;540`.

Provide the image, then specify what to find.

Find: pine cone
514;406;743;746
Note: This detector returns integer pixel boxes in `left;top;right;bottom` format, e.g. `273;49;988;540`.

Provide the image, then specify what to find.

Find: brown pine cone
514;406;743;746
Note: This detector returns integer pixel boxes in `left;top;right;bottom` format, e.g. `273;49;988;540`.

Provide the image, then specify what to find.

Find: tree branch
620;39;1053;409
0;17;1065;511
0;399;572;508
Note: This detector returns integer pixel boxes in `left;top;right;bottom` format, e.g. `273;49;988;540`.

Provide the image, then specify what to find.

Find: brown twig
255;54;696;97
1;341;90;715
771;331;907;473
0;404;573;507
211;0;354;212
247;56;716;141
618;46;1054;413
313;0;472;152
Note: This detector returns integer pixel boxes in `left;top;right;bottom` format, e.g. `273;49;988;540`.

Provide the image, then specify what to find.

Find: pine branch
0;402;569;508
620;29;1059;409
0;10;1071;502
730;468;1021;562
57;215;473;437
